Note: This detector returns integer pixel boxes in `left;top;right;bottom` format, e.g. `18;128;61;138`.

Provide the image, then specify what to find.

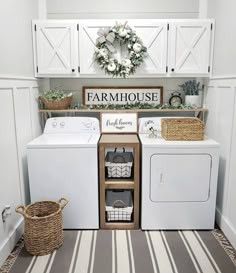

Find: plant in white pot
179;80;202;108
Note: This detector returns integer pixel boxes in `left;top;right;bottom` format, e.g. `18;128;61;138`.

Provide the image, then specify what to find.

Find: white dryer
27;117;100;229
139;117;220;230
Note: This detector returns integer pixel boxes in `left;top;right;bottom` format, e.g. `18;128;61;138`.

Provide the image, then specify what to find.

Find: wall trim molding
0;75;37;81
216;207;236;250
0;219;24;267
210;75;236;80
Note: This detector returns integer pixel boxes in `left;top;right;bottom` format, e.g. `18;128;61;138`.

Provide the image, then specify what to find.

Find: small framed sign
83;86;163;106
101;113;138;133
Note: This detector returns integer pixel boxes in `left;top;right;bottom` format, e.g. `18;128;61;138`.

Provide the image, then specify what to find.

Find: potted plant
179;80;202;107
39;89;73;110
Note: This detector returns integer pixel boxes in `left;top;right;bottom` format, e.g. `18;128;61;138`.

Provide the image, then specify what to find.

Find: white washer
27;117;100;229
139;117;220;230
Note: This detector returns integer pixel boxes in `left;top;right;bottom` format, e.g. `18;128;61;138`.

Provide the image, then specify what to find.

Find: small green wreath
94;22;147;78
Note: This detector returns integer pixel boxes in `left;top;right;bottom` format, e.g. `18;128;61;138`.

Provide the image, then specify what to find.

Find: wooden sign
101;113;137;133
83;86;163;105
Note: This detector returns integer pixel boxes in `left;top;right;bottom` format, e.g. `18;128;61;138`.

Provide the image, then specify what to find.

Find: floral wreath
94;22;147;78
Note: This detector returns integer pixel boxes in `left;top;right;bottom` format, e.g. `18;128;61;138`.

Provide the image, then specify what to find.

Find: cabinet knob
72;69;75;72
171;68;175;72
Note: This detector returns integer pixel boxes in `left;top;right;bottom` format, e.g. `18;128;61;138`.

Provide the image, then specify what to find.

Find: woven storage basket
16;198;68;256
161;117;204;141
105;190;133;221
40;96;72;110
105;148;133;178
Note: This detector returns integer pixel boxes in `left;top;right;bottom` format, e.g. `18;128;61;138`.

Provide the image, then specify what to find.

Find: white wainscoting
205;76;236;249
0;76;41;267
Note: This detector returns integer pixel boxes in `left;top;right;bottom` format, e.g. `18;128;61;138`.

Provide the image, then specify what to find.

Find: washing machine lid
27;133;100;148
139;133;219;148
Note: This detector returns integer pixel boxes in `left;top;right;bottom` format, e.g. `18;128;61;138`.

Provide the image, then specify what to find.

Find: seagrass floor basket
16;198;68;256
161;117;204;141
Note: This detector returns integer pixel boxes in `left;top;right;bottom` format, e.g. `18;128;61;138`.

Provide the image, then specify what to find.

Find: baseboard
0;219;24;267
216;207;236;250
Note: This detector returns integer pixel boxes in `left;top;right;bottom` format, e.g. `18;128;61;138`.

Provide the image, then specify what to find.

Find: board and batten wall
204;0;236;249
0;0;44;267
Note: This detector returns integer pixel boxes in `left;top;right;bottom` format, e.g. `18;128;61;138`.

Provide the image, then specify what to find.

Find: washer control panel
44;117;100;134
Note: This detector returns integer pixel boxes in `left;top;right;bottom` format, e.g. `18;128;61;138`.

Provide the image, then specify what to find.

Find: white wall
50;78;198;107
0;0;44;267
47;0;199;19
207;0;236;77
0;78;41;266
204;0;236;249
205;78;236;249
0;0;38;77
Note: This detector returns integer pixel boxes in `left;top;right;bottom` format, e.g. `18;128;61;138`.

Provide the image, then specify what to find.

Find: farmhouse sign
83;86;163;105
101;113;137;133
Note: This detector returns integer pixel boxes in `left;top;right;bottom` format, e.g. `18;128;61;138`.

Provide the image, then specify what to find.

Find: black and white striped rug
1;229;236;273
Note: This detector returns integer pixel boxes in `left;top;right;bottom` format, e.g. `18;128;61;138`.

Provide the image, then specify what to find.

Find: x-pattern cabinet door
168;20;213;75
79;20;168;76
33;21;78;76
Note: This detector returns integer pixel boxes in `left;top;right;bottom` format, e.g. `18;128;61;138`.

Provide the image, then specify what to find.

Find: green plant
40;89;72;101
179;80;201;96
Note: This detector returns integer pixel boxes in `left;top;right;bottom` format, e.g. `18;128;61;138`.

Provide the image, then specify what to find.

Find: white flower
119;29;128;37
128;44;132;49
107;63;116;72
133;43;142;53
99;48;108;57
121;59;131;67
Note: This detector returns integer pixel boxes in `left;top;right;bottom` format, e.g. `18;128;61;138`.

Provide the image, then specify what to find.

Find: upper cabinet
79;20;168;76
168;20;213;76
32;19;214;78
32;20;79;77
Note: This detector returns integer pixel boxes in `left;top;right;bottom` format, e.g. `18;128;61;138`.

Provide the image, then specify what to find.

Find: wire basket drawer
105;148;133;178
105;190;133;221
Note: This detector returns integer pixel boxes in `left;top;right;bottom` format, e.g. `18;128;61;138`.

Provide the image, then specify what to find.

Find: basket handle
15;205;26;217
114;147;125;153
112;199;128;208
58;198;68;210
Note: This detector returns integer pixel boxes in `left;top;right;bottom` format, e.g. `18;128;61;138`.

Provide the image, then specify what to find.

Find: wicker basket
40;96;72;110
161;117;204;141
16;198;68;256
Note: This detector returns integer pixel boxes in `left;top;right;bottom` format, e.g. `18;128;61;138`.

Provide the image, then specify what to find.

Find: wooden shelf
39;108;208;113
105;181;134;189
99;134;140;230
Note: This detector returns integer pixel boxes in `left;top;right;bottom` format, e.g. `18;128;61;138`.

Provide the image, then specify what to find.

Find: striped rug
1;230;236;273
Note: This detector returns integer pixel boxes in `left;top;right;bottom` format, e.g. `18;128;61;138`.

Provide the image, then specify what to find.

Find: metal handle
114;147;125;153
171;68;175;72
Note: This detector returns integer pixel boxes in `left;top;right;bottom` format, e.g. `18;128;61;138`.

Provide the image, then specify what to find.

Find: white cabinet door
168;20;213;76
33;20;78;76
79;20;168;76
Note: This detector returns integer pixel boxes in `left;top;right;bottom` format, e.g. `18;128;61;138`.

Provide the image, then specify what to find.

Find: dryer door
150;154;211;202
